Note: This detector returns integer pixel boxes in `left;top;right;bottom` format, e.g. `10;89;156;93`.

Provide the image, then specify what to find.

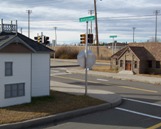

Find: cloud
0;0;160;43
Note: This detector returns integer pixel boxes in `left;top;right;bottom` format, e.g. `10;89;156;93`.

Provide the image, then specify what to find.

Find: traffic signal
34;36;42;43
34;37;38;40
88;34;93;43
37;36;42;43
44;36;50;45
80;34;86;44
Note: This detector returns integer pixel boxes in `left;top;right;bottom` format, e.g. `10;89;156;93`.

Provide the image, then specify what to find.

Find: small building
111;43;161;74
0;20;53;107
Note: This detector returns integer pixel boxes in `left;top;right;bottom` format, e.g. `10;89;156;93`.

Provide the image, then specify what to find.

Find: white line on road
124;98;161;107
97;79;109;82
115;107;161;120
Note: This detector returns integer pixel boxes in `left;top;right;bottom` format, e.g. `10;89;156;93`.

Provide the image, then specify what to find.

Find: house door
125;61;132;70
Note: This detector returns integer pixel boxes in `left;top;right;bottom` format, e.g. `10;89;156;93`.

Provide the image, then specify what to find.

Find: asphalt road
32;68;161;129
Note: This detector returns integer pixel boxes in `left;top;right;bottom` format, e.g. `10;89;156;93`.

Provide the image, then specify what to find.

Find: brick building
111;43;161;74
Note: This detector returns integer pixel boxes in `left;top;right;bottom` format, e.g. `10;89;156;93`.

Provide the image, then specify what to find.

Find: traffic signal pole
85;21;88;96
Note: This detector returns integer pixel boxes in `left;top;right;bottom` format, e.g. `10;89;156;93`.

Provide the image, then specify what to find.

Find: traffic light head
34;36;42;43
44;36;50;45
80;34;86;44
88;34;93;44
37;36;42;43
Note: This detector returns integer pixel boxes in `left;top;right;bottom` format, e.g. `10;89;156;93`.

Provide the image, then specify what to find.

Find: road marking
115;107;161;120
124;98;161;107
118;86;158;93
147;122;161;129
54;75;99;84
97;79;109;82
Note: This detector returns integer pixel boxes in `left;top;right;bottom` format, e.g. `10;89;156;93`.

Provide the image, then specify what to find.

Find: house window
134;61;137;68
116;59;118;65
156;61;160;68
148;60;152;68
120;60;123;67
5;83;25;98
5;62;13;76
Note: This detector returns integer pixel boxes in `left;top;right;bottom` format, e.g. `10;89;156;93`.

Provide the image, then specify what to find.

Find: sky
0;0;161;45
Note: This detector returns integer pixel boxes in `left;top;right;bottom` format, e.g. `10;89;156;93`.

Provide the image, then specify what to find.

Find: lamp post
94;0;101;58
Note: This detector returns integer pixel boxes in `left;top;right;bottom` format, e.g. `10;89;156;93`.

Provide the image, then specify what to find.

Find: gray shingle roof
0;32;53;53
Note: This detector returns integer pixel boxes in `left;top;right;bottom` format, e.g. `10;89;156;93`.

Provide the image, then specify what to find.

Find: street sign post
79;16;95;96
110;35;117;54
79;16;95;22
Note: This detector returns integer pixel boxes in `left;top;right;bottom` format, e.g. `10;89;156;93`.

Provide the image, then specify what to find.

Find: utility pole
26;10;32;38
133;27;136;43
54;27;57;46
94;0;100;58
154;10;160;42
88;10;94;34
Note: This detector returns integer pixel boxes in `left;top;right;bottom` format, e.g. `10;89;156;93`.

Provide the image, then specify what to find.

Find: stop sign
77;50;96;69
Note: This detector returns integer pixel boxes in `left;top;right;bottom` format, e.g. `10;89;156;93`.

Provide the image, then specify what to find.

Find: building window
5;83;25;98
116;59;118;65
134;61;137;68
5;62;13;76
120;60;123;67
148;60;152;68
156;61;160;68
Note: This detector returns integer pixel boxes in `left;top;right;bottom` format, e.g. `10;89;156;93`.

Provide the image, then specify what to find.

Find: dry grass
92;65;118;73
0;91;104;124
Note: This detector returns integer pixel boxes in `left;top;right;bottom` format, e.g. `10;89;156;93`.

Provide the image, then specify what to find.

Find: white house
0;20;53;107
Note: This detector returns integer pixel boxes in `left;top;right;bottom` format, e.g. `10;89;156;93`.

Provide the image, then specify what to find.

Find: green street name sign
79;16;95;22
110;35;117;38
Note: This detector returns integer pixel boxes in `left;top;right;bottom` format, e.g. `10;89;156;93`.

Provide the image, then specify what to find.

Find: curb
0;99;122;129
50;65;79;68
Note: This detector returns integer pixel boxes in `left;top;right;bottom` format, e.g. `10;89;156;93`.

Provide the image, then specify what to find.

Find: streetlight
132;27;135;42
94;0;102;58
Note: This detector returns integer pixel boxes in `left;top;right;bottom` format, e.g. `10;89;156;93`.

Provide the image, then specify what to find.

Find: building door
125;61;132;70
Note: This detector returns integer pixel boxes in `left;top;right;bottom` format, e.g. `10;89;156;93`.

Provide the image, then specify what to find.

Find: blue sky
0;0;161;44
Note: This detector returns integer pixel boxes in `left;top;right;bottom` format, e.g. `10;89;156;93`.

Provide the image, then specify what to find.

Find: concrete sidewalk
51;81;122;106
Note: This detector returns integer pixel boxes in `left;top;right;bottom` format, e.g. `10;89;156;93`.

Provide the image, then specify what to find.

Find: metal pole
112;37;114;54
85;21;88;96
26;10;32;38
133;27;135;43
154;10;160;42
94;0;99;58
20;28;23;34
54;27;57;45
88;10;94;34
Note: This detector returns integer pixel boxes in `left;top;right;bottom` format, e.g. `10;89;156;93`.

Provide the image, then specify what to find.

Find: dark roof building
111;43;161;74
0;32;53;53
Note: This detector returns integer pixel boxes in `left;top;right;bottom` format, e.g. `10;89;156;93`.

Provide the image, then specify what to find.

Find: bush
55;46;79;59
